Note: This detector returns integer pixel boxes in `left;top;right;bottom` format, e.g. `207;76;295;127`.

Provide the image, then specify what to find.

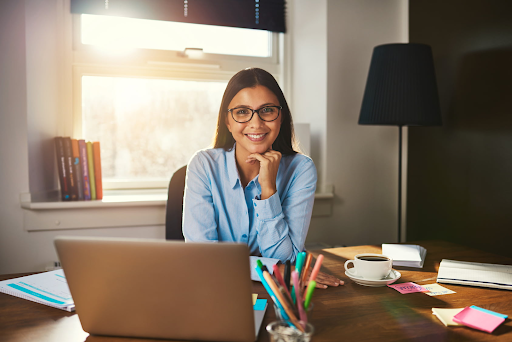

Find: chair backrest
165;165;187;240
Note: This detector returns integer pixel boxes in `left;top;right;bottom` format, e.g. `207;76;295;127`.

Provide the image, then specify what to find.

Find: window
73;14;280;189
81;14;271;57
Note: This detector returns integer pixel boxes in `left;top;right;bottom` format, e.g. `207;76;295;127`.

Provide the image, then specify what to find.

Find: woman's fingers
315;270;344;287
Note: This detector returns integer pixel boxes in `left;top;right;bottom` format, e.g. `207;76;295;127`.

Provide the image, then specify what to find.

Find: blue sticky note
470;305;508;319
253;299;267;311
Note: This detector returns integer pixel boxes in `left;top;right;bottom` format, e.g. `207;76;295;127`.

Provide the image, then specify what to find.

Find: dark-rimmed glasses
227;105;282;123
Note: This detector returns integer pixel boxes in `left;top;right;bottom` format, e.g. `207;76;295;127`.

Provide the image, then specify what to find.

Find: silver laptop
55;236;265;342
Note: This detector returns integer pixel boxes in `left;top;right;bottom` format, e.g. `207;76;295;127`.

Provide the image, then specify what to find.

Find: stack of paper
382;244;427;268
0;269;75;311
437;259;512;290
433;306;508;332
453;306;507;333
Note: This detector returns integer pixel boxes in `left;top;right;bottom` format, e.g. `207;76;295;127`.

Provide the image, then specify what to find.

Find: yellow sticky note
432;308;464;326
252;293;258;305
423;283;456;296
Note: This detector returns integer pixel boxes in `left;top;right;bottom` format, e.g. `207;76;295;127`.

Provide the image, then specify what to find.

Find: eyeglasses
227;105;282;123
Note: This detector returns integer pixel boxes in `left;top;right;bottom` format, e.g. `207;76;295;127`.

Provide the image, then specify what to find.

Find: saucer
345;269;401;287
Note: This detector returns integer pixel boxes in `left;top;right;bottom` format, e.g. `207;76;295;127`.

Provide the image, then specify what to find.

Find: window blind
70;0;286;33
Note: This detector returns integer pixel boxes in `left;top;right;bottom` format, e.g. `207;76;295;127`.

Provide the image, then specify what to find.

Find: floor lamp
358;43;442;243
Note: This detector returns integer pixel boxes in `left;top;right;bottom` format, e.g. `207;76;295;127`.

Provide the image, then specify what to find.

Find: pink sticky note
387;282;428;294
453;307;505;333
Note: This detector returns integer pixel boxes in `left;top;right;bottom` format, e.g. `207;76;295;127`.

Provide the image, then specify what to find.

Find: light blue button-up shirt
182;146;317;263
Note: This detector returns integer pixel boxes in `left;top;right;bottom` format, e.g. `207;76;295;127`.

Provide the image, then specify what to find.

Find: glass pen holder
271;301;314;342
267;320;314;342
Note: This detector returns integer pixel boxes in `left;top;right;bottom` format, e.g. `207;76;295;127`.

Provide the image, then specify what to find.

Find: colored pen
292;271;308;328
304;280;316;310
256;259;269;273
300;253;313;289
309;254;324;282
278;286;296;315
296;252;305;277
263;271;305;332
273;264;291;298
255;266;290;320
304;254;324;300
292;252;305;303
284;260;291;290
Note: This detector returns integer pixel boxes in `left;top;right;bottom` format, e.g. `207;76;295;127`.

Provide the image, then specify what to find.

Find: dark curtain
71;0;286;33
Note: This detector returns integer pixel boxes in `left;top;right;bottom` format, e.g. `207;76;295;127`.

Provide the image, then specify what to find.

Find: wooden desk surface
1;241;511;342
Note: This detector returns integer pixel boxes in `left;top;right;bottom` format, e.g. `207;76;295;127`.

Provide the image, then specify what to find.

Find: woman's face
226;85;282;156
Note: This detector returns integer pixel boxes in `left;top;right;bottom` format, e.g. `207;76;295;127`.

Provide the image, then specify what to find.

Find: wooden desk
1;241;512;342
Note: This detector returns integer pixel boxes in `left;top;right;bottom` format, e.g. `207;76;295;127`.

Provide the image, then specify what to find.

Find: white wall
0;0;408;273
0;0;164;274
291;0;408;246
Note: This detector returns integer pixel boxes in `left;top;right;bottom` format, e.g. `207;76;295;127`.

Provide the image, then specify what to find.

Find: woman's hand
246;150;282;200
306;269;344;289
277;263;344;289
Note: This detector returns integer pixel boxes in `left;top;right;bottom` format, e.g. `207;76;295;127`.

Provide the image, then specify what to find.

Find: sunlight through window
82;76;227;181
81;14;270;57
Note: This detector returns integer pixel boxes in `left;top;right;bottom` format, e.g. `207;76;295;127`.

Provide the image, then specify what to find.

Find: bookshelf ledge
20;192;168;210
20;187;334;231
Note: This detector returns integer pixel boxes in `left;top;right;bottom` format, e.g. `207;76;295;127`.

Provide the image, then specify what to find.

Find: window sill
20;187;334;232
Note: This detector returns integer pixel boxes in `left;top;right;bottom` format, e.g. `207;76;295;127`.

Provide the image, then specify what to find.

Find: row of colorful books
54;137;103;201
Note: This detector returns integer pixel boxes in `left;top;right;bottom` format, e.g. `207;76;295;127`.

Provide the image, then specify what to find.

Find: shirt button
242;234;247;238
254;203;257;207
256;213;259;217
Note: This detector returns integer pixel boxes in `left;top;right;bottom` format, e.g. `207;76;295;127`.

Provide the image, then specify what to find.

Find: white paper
422;283;456;296
250;256;279;281
0;269;75;311
382;244;427;268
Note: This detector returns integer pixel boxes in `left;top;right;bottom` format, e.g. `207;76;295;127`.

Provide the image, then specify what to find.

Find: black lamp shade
359;43;442;126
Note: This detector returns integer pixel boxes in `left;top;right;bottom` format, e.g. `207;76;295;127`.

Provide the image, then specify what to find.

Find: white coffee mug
344;253;392;280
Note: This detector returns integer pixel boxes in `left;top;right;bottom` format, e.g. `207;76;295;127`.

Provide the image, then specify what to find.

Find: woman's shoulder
282;153;315;168
188;147;230;169
280;153;317;176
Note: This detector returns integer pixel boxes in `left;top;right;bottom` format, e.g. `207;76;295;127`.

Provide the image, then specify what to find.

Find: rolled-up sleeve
253;158;317;263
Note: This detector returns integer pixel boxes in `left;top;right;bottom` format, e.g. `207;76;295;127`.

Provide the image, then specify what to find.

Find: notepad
432;308;464;326
453;306;506;333
382;244;427;268
437;259;512;291
250;256;279;281
0;269;75;312
253;298;268;337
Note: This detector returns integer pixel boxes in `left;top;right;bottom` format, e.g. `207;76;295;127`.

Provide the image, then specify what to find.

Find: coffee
358;256;389;262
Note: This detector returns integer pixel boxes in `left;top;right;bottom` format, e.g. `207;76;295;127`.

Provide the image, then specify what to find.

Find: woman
183;68;341;288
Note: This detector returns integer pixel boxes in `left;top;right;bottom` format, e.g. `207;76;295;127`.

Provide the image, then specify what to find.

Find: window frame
71;14;282;190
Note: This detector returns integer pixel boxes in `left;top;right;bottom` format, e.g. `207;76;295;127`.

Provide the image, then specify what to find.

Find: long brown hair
212;68;297;155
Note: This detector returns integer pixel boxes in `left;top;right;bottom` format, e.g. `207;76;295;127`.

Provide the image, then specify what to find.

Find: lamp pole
398;125;403;243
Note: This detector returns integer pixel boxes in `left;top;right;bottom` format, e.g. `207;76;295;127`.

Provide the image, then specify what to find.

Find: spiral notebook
0;269;75;312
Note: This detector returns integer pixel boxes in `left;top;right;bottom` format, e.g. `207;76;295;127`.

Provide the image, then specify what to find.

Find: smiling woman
182;68;341;288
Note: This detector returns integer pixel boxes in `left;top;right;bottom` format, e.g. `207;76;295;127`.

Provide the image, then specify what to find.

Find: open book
0;269;75;311
437;259;512;291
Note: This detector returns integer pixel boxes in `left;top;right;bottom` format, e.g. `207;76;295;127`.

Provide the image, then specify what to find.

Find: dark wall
407;0;512;257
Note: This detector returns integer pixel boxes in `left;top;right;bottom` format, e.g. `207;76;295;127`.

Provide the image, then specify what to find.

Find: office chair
165;165;187;240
